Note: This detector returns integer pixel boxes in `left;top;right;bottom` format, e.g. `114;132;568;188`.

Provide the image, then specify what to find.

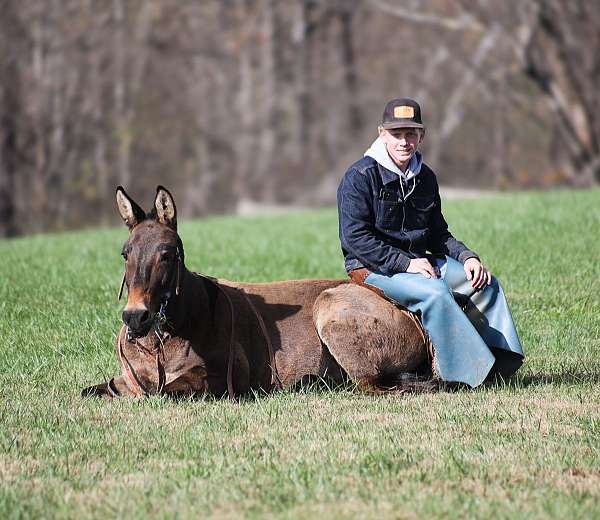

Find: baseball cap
381;98;424;130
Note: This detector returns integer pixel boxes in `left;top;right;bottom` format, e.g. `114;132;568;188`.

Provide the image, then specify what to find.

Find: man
337;98;524;387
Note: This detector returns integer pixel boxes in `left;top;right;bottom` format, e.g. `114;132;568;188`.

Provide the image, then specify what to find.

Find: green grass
1;188;600;519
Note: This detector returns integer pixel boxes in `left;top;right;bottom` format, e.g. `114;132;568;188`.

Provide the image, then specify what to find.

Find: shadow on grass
282;365;600;396
103;363;600;404
510;370;600;387
486;362;600;389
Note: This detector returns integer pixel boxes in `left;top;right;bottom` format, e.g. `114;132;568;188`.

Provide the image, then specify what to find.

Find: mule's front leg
81;376;138;399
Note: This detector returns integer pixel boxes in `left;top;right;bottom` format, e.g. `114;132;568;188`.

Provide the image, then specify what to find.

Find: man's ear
116;186;146;230
419;128;426;143
378;125;386;139
154;185;177;230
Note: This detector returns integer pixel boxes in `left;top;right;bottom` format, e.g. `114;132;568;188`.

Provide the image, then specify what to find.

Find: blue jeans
365;256;524;387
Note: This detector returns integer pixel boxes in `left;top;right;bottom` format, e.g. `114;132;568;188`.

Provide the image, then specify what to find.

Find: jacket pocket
377;200;402;228
408;196;436;228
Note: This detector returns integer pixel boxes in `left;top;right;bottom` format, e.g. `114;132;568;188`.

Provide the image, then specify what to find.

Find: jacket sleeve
426;181;479;263
337;168;412;274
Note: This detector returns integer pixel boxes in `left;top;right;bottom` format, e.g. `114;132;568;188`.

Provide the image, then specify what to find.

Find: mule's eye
159;251;172;262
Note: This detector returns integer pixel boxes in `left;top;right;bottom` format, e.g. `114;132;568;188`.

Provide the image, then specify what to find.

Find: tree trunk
0;0;25;237
338;6;362;131
255;0;277;202
294;0;316;163
234;0;256;208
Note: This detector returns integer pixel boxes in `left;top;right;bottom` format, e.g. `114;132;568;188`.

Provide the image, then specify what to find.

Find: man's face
379;127;423;169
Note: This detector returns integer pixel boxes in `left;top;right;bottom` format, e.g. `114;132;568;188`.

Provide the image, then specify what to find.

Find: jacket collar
377;163;400;185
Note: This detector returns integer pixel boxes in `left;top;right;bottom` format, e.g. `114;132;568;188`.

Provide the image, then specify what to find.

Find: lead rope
153;329;166;394
240;290;282;389
118;272;126;301
117;328;149;397
218;282;237;400
192;273;237;400
117;327;167;397
196;273;281;396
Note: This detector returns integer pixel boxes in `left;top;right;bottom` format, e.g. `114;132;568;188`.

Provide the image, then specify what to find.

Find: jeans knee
487;276;500;294
423;278;453;301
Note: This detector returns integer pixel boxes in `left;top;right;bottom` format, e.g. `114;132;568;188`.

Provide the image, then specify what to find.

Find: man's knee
484;275;501;295
421;277;453;301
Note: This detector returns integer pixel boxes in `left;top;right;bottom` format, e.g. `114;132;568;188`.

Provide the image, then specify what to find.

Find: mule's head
116;186;184;338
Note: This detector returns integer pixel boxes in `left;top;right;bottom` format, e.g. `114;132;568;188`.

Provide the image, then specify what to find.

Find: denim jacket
337;156;478;275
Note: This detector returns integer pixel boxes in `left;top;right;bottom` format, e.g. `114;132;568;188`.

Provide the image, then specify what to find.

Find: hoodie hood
364;137;423;181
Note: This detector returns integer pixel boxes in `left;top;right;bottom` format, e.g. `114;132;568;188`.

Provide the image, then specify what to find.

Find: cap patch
394;105;414;119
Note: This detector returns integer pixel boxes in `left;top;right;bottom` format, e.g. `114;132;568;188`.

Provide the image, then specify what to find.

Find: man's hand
464;257;492;289
407;258;437;278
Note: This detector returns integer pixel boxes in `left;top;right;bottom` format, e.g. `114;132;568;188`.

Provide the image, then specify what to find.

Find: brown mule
81;186;433;399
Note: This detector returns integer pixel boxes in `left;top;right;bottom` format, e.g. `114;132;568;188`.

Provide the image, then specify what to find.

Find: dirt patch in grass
556;468;600;495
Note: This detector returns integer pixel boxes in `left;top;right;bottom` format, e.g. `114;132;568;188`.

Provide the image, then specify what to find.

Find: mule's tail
359;363;440;394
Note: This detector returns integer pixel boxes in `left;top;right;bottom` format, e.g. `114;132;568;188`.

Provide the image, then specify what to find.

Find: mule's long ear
116;186;146;230
154;185;177;230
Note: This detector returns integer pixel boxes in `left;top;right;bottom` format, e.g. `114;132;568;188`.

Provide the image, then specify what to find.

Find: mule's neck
163;268;212;338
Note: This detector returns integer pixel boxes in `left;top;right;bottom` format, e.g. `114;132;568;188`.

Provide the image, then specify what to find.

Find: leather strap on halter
118;271;126;301
175;241;184;296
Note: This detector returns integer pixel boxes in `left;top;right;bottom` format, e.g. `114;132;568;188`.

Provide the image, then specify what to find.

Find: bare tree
2;0;598;237
519;1;600;185
112;0;159;187
0;0;24;237
372;0;600;185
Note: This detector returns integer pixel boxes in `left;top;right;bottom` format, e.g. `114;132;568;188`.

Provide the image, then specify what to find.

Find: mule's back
225;279;430;391
224;279;348;386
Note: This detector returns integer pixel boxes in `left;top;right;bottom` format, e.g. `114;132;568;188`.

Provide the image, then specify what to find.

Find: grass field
1;188;600;519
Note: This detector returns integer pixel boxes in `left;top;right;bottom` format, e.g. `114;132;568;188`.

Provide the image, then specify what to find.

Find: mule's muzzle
122;309;153;337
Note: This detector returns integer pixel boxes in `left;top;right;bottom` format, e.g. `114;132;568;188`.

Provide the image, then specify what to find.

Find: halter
116;242;183;395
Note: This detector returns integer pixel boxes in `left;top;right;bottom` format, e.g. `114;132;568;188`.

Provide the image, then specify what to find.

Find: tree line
1;0;598;237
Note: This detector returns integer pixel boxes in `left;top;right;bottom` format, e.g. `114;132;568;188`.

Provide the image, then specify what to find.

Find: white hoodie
364;137;423;199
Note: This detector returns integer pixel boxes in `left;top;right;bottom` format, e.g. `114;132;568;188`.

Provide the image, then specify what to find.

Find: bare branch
368;0;485;32
427;25;501;166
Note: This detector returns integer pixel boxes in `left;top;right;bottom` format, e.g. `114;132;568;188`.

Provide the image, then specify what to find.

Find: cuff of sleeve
394;254;411;273
458;250;479;264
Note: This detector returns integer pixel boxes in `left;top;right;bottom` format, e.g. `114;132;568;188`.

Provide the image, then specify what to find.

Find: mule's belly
223;279;347;386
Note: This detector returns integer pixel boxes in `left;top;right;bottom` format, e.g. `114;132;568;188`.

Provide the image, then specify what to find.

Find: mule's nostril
122;309;134;326
122;309;152;333
139;310;151;325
